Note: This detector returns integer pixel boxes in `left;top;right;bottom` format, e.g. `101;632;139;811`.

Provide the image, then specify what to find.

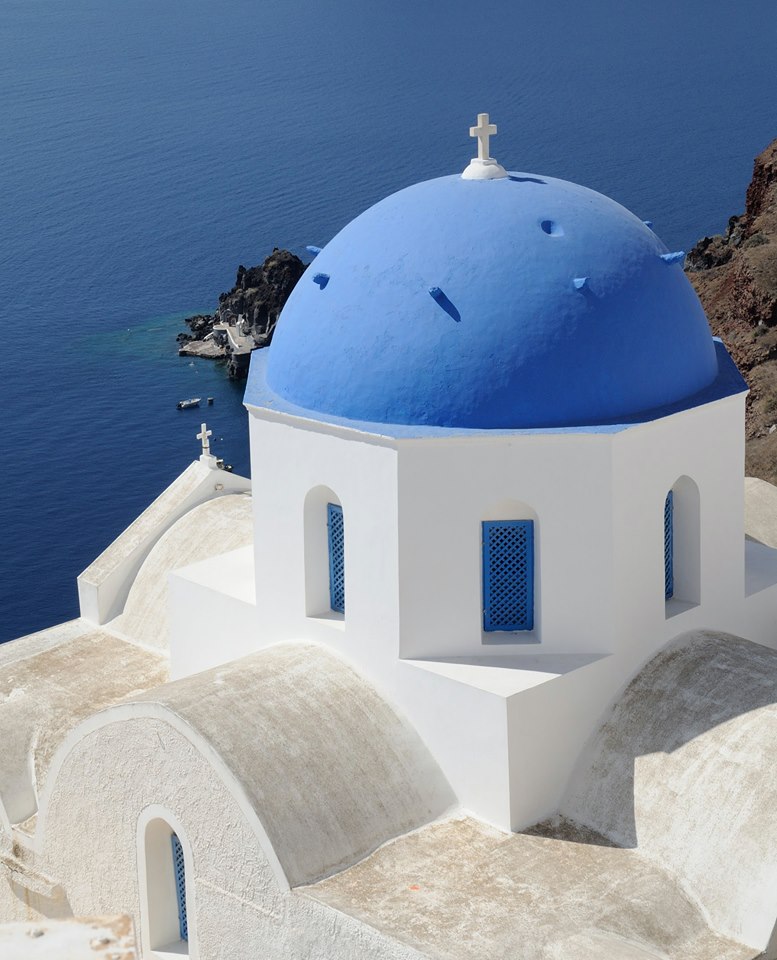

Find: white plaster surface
35;710;436;958
0;621;167;825
0;916;136;959
563;630;777;950
78;461;249;626
745;475;777;546
109;493;252;650
167;547;256;680
305;816;752;960
123;641;455;886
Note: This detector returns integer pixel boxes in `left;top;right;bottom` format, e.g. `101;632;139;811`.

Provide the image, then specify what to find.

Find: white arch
137;804;197;958
34;703;290;893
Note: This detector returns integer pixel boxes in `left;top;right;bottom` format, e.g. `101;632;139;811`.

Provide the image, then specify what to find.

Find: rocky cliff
178;248;305;378
686;138;777;482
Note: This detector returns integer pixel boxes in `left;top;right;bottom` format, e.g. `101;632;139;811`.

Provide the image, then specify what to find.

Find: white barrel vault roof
563;630;777;949
110;492;253;648
100;641;456;887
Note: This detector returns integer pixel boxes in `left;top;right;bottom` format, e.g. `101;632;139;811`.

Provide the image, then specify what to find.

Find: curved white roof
120;641;456;886
110;493;252;648
563;630;777;947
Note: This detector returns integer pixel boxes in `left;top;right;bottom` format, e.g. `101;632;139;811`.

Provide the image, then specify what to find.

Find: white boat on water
176;397;201;410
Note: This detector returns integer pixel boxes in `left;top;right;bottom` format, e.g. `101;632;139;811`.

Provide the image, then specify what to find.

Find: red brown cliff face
686;138;777;482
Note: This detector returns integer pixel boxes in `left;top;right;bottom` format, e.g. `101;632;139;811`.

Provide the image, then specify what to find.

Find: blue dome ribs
428;287;461;322
312;272;330;289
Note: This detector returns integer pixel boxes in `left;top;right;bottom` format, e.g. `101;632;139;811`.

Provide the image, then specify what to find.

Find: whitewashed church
5;116;777;960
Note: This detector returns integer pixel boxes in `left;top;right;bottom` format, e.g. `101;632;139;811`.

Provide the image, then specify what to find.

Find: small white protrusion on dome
197;422;214;462
462;113;508;181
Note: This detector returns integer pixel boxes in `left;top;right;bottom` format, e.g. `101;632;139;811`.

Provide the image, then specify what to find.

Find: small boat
176;397;201;410
207;397;214;405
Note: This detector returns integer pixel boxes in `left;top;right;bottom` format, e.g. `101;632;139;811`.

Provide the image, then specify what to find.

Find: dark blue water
2;0;776;642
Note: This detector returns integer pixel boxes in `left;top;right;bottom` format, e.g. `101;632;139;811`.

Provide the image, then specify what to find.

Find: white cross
197;423;212;457
470;113;497;161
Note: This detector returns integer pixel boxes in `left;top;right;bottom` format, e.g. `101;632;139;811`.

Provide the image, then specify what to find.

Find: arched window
171;833;188;942
482;519;534;632
139;812;193;958
664;477;701;613
303;487;345;620
327;503;345;613
664;491;674;600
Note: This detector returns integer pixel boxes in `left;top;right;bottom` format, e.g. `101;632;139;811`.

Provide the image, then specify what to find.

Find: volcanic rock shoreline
686;137;777;483
178;248;305;378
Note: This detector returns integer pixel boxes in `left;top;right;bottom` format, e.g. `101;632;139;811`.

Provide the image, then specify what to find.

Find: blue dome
262;173;718;429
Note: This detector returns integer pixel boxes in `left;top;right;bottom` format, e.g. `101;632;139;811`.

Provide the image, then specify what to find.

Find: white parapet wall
77;460;250;627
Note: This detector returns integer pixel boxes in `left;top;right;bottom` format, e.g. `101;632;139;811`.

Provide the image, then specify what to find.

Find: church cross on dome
471;113;497;161
462;112;508;181
197;423;212;459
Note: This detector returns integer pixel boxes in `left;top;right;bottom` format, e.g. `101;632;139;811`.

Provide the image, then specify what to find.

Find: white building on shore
3;116;777;960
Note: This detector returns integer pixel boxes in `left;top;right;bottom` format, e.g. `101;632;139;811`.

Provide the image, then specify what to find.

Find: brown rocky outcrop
178;248;305;378
686;139;777;482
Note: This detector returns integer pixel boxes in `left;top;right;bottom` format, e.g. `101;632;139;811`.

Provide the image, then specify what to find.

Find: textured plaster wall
39;717;428;960
0;625;167;826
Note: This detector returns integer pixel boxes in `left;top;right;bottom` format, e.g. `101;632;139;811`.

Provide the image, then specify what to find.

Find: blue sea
1;0;776;643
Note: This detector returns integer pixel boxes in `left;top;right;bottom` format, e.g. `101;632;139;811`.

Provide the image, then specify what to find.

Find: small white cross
470;113;497;161
197;422;212;457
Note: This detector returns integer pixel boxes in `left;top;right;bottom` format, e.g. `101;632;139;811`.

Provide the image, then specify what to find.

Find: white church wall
168;546;257;679
248;411;401;676
505;655;622;830
36;715;429;960
610;393;747;655
395;434;616;659
500;395;751;829
394;658;513;830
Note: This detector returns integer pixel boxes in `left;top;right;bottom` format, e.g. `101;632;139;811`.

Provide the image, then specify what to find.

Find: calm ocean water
1;0;776;642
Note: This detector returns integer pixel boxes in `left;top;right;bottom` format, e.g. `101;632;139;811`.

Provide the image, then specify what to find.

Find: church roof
259;171;722;430
126;642;455;886
0;620;168;825
563;630;777;948
109;492;253;648
305;815;750;960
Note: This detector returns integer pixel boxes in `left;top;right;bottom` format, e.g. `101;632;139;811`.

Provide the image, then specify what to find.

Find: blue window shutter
483;520;534;632
171;833;188;941
327;503;345;613
664;491;674;600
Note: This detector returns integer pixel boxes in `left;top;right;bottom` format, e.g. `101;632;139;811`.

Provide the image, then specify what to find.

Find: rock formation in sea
178;248;305;379
686;138;777;483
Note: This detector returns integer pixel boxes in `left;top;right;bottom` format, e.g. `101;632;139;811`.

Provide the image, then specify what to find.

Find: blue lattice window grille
483;520;534;632
327;503;345;614
171;832;188;941
664;491;674;600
